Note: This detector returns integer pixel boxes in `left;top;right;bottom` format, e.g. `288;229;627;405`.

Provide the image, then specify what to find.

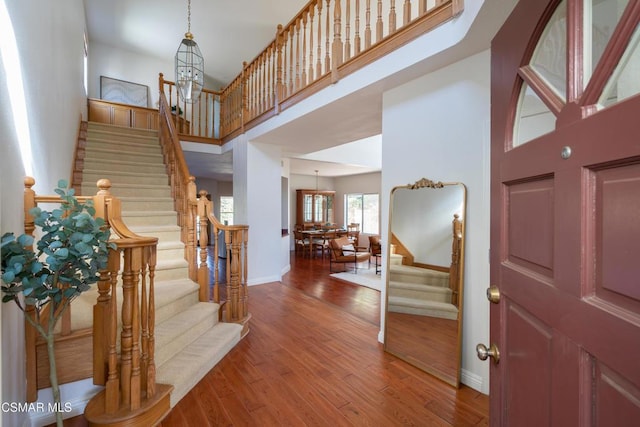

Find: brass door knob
486;286;500;304
476;343;500;363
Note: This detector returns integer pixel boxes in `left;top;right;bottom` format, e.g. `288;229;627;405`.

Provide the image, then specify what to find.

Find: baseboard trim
247;274;281;286
461;368;484;393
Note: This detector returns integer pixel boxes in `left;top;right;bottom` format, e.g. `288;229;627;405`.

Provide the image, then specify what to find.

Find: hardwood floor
51;250;489;426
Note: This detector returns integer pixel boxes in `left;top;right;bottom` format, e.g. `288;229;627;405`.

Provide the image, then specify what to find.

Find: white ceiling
84;0;310;88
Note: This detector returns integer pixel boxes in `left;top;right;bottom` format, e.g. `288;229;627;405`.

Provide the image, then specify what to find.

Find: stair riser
155;247;187;262
83;185;172;198
81;171;168;186
121;199;176;212
87;125;158;139
154;266;191;282
389;286;451;303
84;151;164;164
83;159;166;174
388;304;458;320
155;312;218;368
130;229;182;242
122;213;178;226
86;140;162;155
154;287;200;325
389;273;449;288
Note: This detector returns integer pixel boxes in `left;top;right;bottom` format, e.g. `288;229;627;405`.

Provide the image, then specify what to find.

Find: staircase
387;256;458;320
78;122;243;409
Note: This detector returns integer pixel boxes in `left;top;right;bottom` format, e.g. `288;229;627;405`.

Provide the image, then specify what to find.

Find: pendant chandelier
175;0;204;104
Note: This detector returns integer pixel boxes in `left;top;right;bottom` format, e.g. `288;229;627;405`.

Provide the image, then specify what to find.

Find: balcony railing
157;0;462;145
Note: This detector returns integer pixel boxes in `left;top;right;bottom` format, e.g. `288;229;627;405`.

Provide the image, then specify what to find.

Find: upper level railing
154;0;462;144
159;73;222;144
217;0;463;141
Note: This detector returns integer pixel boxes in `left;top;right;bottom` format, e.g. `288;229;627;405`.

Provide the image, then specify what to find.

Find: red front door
490;0;640;425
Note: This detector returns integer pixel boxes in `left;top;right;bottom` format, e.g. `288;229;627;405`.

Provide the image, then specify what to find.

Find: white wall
233;139;283;285
89;41;221;110
1;0;88;424
88;42;173;108
382;50;491;393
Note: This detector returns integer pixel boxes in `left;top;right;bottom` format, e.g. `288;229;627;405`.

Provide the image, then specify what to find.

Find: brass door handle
486;286;500;304
476;343;500;363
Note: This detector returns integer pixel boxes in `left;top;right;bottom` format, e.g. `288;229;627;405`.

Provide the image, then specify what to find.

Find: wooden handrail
157;87;199;283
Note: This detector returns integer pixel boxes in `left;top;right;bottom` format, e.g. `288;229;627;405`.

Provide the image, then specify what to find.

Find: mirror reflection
384;178;466;387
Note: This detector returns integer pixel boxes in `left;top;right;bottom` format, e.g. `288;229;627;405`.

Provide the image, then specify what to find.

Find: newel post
92;179;113;387
158;72;165;95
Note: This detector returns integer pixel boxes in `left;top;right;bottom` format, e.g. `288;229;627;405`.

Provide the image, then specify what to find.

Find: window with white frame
219;196;233;225
345;193;379;234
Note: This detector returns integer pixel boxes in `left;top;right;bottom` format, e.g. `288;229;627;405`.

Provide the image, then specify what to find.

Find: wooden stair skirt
84;384;173;427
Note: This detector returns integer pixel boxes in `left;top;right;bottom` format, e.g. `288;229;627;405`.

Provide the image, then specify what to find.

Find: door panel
596;363;640;426
507;177;555;277
595;162;640;304
491;0;640;425
504;303;553;426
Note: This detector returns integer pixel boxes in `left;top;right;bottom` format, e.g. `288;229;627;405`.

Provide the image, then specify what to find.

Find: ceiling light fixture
175;0;204;104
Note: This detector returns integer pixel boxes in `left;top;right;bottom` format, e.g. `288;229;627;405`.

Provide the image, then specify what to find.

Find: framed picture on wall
100;76;149;107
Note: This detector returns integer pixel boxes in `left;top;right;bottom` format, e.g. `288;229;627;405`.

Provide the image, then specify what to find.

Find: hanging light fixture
175;0;204;104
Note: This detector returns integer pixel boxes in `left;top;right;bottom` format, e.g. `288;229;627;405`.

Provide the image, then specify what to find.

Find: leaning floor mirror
384;178;466;387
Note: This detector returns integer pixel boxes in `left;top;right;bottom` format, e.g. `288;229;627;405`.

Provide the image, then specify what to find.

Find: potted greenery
1;180;114;427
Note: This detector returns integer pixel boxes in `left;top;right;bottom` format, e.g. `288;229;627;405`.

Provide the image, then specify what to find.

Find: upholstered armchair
328;236;371;273
368;235;381;256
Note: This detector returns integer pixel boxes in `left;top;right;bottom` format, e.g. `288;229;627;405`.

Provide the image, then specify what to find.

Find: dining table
300;228;347;258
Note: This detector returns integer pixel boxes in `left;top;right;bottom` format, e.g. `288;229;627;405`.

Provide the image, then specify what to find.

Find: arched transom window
513;0;640;147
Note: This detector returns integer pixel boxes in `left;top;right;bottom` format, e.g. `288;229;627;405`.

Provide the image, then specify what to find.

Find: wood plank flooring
50;250;488;426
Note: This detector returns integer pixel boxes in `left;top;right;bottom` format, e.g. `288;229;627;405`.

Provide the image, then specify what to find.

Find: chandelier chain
187;0;191;33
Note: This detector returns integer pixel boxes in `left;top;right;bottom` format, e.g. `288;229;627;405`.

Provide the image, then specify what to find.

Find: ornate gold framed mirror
384;178;467;387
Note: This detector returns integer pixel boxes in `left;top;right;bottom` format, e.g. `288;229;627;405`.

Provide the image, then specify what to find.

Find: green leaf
28;207;42;217
74;242;92;255
54;248;69;258
16;234;34;247
58;179;68;189
2;271;15;283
